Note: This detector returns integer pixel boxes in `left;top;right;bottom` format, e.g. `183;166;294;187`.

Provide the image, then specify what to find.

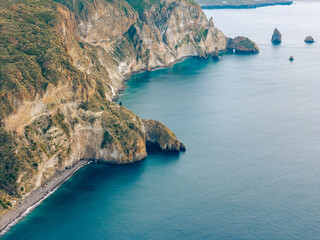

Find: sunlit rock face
1;0;222;215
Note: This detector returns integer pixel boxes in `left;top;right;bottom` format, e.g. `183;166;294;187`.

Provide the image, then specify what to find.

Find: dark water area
2;2;320;239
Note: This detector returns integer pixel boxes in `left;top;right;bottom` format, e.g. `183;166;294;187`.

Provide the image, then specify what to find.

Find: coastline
0;54;218;237
113;55;197;102
0;160;91;235
200;1;293;9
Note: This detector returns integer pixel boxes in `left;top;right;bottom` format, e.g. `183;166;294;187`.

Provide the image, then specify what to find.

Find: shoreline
0;160;91;235
0;54;211;237
112;55;215;102
0;44;246;238
200;1;293;9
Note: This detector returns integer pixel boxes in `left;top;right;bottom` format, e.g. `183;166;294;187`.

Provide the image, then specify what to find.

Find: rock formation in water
271;28;282;44
304;36;315;43
227;36;259;54
143;120;186;151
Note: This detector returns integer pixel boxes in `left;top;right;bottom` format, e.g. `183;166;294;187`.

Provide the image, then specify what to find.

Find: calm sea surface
2;2;320;239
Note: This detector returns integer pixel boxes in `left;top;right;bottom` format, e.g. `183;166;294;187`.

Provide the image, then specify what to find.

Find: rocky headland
0;0;257;230
227;36;259;54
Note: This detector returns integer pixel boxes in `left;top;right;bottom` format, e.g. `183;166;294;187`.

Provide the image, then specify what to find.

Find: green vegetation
196;28;209;42
0;128;22;196
53;111;70;136
125;0;159;11
238;38;255;48
0;0;188;213
0;0;85;119
101;131;113;148
0;199;9;209
78;97;144;155
53;0;134;18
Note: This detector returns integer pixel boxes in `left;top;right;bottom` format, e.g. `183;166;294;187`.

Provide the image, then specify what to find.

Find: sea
2;1;320;239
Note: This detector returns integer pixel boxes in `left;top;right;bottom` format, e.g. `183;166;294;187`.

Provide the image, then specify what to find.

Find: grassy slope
0;0;86;119
0;0;159;119
0;0;153;211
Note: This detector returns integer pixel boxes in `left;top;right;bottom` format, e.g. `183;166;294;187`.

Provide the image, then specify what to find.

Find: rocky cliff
0;0;229;215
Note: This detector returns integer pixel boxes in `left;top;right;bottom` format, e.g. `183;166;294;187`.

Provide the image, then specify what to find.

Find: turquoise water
2;2;320;239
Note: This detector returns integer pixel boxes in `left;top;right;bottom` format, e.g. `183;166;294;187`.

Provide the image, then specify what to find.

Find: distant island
195;0;293;9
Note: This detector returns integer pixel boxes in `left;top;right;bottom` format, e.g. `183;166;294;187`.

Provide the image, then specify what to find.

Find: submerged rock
289;56;294;61
227;36;259;54
304;36;315;43
142;119;186;152
271;28;282;44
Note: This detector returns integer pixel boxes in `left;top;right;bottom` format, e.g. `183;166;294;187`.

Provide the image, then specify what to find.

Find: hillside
0;0;228;218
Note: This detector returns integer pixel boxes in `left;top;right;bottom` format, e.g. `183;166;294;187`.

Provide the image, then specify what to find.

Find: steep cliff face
0;98;184;216
0;0;227;215
143;119;186;151
2;0;228;126
60;0;228;97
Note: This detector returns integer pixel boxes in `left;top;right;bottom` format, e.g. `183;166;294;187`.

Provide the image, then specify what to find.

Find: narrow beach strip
0;160;91;235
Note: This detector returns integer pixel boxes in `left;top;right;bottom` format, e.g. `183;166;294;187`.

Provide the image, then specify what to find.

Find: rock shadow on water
145;144;184;164
128;57;215;87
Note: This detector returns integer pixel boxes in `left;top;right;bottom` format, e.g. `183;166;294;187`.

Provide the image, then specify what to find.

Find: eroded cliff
0;0;228;215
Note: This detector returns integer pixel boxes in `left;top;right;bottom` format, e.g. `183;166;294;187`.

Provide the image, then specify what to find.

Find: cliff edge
0;0;227;216
0;0;255;218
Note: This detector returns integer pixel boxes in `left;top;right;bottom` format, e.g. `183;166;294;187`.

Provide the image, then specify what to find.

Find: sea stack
271;28;282;44
304;36;315;43
289;56;294;61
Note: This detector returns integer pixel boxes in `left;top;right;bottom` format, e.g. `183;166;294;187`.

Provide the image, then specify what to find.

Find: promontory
0;0;257;230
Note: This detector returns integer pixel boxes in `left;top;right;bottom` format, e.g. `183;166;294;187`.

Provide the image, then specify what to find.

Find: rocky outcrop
1;0;224;215
304;36;315;43
143;119;186;151
271;28;282;44
227;36;259;54
75;0;229;81
0;100;186;197
212;47;220;59
0;99;186;218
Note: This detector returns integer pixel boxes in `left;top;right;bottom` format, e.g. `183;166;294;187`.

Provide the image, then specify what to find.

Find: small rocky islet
304;36;315;43
271;28;282;44
270;27;316;61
